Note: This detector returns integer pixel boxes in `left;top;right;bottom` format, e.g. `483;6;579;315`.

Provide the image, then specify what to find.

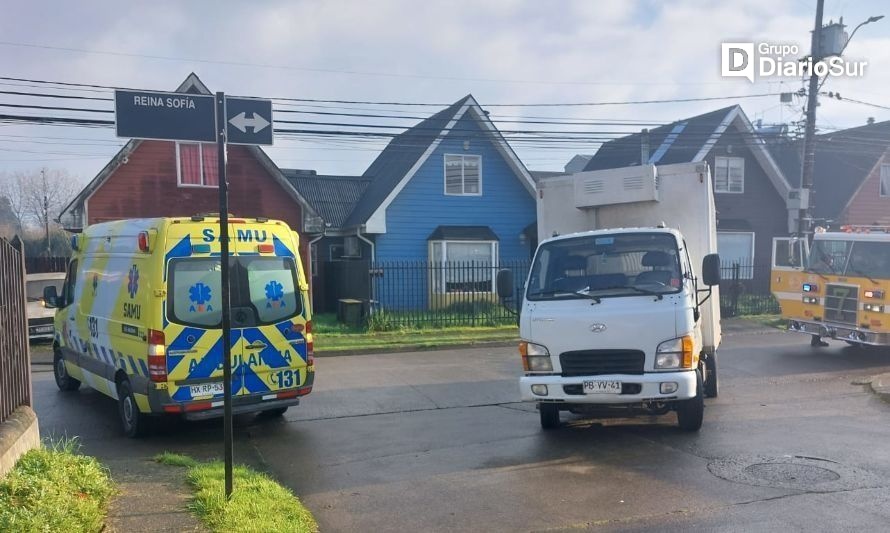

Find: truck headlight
519;341;552;372
655;335;696;370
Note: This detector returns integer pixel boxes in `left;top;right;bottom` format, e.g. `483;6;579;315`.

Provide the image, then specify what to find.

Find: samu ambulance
44;216;315;437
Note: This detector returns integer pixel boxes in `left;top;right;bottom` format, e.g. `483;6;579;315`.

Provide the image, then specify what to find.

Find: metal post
799;0;825;236
215;91;234;499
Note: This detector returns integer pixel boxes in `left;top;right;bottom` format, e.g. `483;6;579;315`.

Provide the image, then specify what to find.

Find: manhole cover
744;462;840;485
708;455;884;492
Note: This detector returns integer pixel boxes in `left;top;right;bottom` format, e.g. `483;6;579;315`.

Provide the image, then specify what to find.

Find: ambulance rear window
245;257;300;324
168;259;223;327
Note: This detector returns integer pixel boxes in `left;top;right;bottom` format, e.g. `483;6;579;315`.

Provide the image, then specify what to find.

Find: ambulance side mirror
43;285;59;308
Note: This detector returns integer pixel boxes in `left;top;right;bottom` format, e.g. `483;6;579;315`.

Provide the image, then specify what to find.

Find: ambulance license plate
190;382;224;397
582;380;622;394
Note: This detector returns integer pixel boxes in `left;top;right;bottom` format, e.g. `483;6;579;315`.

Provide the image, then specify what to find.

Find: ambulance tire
260;407;289;418
53;348;80;391
676;370;704;432
117;380;150;438
539;403;560;430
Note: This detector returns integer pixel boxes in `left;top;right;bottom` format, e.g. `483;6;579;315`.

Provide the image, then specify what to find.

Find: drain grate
708;455;884;492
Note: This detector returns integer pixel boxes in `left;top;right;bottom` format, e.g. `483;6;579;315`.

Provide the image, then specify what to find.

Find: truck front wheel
539;403;560;430
676;370;704;431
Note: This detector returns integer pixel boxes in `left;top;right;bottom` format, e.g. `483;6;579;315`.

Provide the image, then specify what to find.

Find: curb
315;339;518;357
867;373;890;403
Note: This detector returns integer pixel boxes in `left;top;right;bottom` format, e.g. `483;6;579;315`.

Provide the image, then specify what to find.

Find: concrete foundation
0;406;40;478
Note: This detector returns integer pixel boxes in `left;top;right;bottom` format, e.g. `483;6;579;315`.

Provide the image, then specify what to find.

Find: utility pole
798;0;824;236
42;169;50;257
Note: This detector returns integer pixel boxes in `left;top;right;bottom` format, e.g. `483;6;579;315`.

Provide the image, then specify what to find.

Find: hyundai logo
589;323;607;333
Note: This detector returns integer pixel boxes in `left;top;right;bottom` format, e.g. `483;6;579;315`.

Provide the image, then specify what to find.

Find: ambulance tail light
306;320;314;364
138;231;150;253
147;329;167;382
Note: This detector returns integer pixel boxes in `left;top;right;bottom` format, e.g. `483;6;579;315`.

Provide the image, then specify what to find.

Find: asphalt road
31;330;890;532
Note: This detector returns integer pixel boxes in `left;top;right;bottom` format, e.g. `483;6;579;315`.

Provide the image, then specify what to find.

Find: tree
0;169;83;256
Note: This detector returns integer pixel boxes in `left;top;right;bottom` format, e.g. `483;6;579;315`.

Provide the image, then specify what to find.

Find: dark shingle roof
583;106;738;171
343;96;472;227
767;121;890;221
282;170;370;229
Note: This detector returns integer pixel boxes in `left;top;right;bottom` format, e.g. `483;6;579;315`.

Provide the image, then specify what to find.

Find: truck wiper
573;287;601;304
579;285;663;301
848;266;879;285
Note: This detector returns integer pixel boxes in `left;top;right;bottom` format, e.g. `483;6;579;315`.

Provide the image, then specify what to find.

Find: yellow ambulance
44;216;315;437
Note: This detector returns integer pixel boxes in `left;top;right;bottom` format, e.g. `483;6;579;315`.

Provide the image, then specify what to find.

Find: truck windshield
167;256;302;328
526;232;683;301
808;239;890;278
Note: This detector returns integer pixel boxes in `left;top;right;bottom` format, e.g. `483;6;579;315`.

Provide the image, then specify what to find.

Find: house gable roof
769;120;890;221
343;95;536;232
282;170;370;230
59;73;317;228
583;105;792;199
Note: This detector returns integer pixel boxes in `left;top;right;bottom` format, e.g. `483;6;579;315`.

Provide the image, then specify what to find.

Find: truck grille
824;284;858;325
559;350;645;377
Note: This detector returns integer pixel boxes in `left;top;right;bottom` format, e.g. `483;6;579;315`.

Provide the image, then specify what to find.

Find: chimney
867;117;875;125
641;129;650;164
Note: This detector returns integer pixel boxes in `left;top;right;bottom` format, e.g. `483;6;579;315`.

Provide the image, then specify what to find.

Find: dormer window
444;154;481;195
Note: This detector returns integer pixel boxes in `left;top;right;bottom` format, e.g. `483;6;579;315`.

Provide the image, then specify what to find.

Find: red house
59;74;317;271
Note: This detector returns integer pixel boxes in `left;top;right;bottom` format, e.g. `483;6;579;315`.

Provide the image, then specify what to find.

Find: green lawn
0;438;115;532
742;314;785;329
155;453;317;533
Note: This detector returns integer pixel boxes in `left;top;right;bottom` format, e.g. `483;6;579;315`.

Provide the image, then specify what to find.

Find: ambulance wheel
676;370;704;432
117;380;149;438
703;352;718;399
53;348;80;391
261;407;288;418
539;403;560;430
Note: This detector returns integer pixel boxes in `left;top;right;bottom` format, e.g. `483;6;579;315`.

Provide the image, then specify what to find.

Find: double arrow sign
114;90;274;146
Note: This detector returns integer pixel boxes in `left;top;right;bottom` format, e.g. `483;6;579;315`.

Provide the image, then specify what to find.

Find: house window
310;243;319;279
176;143;219;187
881;164;890;197
429;240;498;293
717;231;754;279
444;154;482;196
714;156;744;194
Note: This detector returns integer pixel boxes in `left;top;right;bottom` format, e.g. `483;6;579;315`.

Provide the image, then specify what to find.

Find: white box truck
497;162;721;431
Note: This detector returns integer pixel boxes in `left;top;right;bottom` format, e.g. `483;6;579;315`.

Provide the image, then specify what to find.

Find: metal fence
329;259;530;329
719;260;780;317
0;237;32;424
25;256;68;274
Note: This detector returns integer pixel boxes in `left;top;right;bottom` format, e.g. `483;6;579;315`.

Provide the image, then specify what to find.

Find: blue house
286;95;537;312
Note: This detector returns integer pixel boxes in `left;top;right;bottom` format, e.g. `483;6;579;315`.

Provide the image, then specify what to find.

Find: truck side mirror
496;269;514;299
43;285;59;308
701;254;721;286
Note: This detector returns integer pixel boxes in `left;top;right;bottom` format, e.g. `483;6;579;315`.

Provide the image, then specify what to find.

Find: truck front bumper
787;319;890;346
519;370;697;404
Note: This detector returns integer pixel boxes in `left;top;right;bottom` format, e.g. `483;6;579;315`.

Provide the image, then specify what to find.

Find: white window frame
714;156;745;194
443;154;482;196
429;239;498;293
176;142;217;188
717;231;755;279
880;163;890;198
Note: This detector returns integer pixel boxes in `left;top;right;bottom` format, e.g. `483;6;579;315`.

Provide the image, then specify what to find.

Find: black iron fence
719;260;780;317
0;237;31;424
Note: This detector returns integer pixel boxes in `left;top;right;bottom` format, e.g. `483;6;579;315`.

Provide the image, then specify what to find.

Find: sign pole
215;91;234;499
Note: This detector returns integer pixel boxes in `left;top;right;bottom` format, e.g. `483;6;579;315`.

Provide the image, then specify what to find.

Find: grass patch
154;453;317;533
316;324;519;352
0;437;115;533
743;314;785;329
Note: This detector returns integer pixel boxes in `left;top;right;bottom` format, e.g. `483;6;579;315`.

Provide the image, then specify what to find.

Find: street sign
114;90;216;143
225;97;273;146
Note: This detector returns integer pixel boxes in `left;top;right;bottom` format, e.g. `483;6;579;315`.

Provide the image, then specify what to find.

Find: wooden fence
0;237;32;424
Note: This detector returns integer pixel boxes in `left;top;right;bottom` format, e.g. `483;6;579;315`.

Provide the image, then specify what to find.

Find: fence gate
0;237;32;424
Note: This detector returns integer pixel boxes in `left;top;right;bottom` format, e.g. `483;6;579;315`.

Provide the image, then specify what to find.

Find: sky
1;0;888;186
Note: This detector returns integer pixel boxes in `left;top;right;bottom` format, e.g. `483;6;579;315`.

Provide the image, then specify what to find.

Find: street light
841;15;884;56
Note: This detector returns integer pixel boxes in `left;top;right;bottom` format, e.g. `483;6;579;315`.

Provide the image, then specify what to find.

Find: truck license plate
582;380;621;394
35;325;53;334
189;382;224;397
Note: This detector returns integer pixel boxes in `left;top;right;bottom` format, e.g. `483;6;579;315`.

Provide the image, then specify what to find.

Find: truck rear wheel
703;352;718;398
676;370;704;431
539;403;560;429
53;348;80;392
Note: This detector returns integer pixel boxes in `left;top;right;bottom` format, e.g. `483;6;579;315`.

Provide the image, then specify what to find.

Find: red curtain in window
179;144;201;185
202;144;219;186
